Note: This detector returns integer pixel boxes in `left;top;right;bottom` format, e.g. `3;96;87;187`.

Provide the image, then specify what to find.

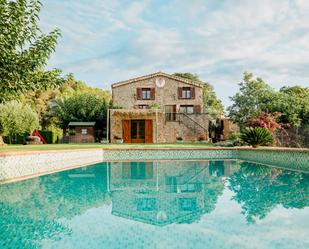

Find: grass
0;142;215;152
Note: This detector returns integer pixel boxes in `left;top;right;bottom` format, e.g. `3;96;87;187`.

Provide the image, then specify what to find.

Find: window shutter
150;88;155;100
191;87;195;99
145;120;153;143
122;120;131;143
194;105;201;114
136;88;142;100
178;87;182;99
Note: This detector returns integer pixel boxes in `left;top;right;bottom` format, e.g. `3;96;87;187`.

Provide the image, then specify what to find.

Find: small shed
67;122;96;143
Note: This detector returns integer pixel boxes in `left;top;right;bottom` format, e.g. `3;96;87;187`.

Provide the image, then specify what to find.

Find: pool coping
0;146;308;157
0;147;308;185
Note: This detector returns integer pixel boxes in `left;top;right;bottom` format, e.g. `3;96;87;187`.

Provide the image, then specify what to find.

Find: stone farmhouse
109;72;236;143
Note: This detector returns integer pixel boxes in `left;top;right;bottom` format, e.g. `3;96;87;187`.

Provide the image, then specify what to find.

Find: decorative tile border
102;148;309;171
0;149;103;184
237;149;309;171
102;149;237;161
0;147;308;184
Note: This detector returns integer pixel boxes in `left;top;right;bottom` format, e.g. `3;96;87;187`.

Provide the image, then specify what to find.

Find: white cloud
42;0;309;107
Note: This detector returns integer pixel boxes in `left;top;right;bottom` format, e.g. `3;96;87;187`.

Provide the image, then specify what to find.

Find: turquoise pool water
0;160;308;249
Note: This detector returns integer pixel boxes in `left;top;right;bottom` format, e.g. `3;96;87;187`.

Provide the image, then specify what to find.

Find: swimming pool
0;160;308;249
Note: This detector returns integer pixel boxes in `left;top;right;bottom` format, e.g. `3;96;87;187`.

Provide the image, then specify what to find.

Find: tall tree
52;93;109;130
228;73;309;129
269;86;309;127
173;72;200;81
0;0;62;102
173;72;224;117
227;72;274;127
20;74;111;129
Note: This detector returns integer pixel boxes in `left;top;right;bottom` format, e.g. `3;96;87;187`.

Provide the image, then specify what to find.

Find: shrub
0;101;39;144
228;132;246;146
240;127;273;148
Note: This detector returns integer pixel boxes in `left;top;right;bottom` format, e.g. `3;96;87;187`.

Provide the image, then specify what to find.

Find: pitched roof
111;72;204;88
68;122;96;126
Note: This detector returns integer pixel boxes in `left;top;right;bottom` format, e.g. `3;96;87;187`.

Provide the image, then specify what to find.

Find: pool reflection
0;160;308;248
108;160;238;226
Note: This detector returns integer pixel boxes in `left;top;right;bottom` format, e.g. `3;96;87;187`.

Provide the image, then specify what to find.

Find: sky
40;0;309;108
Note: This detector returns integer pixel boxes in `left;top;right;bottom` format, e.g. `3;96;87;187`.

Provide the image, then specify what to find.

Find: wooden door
145;120;153;143
123;120;131;143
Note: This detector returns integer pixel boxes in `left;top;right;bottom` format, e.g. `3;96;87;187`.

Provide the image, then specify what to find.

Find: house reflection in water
108;160;239;226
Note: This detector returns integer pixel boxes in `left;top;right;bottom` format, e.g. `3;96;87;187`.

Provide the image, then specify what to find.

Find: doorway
123;119;153;143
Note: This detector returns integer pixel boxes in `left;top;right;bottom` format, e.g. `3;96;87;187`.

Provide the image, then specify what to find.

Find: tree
227;72;274;127
269;86;309;127
202;83;224;118
0;100;39;144
52;93;109;129
0;0;62;102
228;73;309;129
173;72;200;81
173;72;224;118
20;74;111;129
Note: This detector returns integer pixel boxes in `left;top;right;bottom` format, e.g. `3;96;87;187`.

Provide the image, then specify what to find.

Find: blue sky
40;0;309;107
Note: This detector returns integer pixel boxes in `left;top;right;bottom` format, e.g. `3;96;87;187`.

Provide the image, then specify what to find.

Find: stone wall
110;109;209;143
112;75;203;110
222;118;239;140
111;74;209;143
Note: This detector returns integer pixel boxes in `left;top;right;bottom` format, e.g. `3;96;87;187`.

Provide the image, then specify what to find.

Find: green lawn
0;143;215;152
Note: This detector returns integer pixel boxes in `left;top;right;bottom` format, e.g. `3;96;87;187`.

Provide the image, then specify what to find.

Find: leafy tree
52;93;109;129
202;83;224;118
173;72;200;81
268;86;309;127
227;72;274;127
0;0;62;102
228;73;309;129
20;74;111;129
173;72;224;118
0;100;39;143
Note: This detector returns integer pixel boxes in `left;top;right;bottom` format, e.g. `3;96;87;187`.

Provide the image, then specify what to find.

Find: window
137;88;155;100
179;105;194;114
81;128;87;135
165;105;176;121
166;176;177;193
137;198;156;211
179;198;197;211
182;87;191;99
122;162;153;179
178;87;195;99
142;88;151;99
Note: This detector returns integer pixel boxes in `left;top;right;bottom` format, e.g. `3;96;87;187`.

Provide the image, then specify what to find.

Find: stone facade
110;72;209;143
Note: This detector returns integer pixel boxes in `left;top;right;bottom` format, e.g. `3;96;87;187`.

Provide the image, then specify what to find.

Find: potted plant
114;135;123;144
176;136;183;143
198;135;208;143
